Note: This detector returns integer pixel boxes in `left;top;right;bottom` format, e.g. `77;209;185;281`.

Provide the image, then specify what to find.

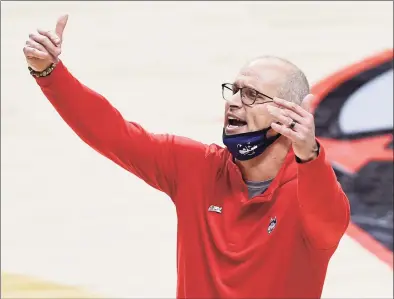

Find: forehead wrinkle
234;73;261;90
235;73;279;96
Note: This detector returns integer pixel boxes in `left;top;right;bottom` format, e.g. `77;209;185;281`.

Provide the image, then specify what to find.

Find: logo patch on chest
268;217;277;234
208;205;222;214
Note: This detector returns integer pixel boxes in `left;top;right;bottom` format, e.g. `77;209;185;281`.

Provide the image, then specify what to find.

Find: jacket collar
226;148;297;205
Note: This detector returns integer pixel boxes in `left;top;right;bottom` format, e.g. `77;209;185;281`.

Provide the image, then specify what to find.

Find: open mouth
227;117;247;128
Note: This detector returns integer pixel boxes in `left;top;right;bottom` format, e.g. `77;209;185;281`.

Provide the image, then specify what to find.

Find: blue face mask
222;127;281;161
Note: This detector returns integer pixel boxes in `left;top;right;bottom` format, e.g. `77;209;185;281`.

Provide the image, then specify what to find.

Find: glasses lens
222;84;235;102
241;87;257;105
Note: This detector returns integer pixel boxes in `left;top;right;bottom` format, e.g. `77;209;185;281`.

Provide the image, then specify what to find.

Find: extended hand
23;14;69;72
268;94;319;162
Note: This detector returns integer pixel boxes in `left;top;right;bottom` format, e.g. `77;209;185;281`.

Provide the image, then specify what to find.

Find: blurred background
1;1;393;298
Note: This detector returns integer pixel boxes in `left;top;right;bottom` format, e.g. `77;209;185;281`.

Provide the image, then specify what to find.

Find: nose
227;91;243;109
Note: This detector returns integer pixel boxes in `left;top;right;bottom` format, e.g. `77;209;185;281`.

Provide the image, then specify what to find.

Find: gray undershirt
245;179;273;199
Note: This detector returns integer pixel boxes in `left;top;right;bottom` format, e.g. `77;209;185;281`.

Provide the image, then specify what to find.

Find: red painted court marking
346;222;393;268
311;49;393;269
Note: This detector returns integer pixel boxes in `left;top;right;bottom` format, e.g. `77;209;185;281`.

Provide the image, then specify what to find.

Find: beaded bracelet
28;63;56;78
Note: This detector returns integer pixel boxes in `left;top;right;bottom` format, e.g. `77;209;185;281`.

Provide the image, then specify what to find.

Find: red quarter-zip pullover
33;61;350;298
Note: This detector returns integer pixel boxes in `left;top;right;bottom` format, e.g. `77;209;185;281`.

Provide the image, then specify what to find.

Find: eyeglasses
221;83;274;106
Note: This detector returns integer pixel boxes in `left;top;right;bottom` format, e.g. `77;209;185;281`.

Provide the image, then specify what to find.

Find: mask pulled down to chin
222;126;281;161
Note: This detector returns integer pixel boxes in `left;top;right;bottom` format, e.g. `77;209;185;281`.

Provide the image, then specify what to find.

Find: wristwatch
28;63;56;78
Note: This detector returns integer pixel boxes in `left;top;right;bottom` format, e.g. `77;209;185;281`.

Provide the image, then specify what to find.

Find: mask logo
222;127;280;161
237;143;258;156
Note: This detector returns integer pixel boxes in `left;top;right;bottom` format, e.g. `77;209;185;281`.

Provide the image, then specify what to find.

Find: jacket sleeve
33;61;210;202
297;140;351;250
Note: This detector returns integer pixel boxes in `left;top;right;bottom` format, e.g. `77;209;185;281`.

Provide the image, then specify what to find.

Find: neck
236;137;291;182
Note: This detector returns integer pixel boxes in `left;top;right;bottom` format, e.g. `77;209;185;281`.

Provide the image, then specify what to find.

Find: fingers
37;29;61;46
23;15;68;69
273;97;311;118
25;39;57;62
267;105;306;127
26;39;47;53
300;94;314;113
29;32;61;58
23;46;52;60
34;14;68;48
271;122;301;142
55;14;69;41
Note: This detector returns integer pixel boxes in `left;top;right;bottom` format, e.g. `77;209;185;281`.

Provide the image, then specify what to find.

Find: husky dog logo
237;142;258;155
311;49;393;256
268;217;277;234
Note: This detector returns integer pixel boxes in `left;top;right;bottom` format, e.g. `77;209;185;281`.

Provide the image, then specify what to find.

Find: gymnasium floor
1;1;393;298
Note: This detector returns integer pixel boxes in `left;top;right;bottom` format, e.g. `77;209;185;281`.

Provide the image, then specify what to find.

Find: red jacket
34;61;350;298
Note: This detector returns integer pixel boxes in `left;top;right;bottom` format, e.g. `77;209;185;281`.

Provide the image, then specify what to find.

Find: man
23;14;350;299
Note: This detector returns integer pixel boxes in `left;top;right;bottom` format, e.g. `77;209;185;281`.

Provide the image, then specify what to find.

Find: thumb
55;14;69;41
301;94;314;113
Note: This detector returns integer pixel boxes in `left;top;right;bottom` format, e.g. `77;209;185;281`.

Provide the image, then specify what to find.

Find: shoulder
170;134;229;160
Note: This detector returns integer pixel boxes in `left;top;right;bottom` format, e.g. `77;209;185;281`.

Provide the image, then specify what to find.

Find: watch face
311;50;393;253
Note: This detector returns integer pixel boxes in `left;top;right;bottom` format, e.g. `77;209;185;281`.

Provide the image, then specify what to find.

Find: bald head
246;56;310;104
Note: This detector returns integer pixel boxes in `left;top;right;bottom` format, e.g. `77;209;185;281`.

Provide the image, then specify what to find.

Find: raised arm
23;15;211;201
268;95;350;250
296;142;350;249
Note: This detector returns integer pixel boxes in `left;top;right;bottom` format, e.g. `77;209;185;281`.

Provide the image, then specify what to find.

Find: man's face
224;59;289;135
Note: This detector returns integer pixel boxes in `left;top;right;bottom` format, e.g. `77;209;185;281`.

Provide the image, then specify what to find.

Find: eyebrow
233;80;256;90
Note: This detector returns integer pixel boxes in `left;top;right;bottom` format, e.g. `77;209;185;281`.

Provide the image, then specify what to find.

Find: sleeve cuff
295;139;330;176
295;139;321;164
